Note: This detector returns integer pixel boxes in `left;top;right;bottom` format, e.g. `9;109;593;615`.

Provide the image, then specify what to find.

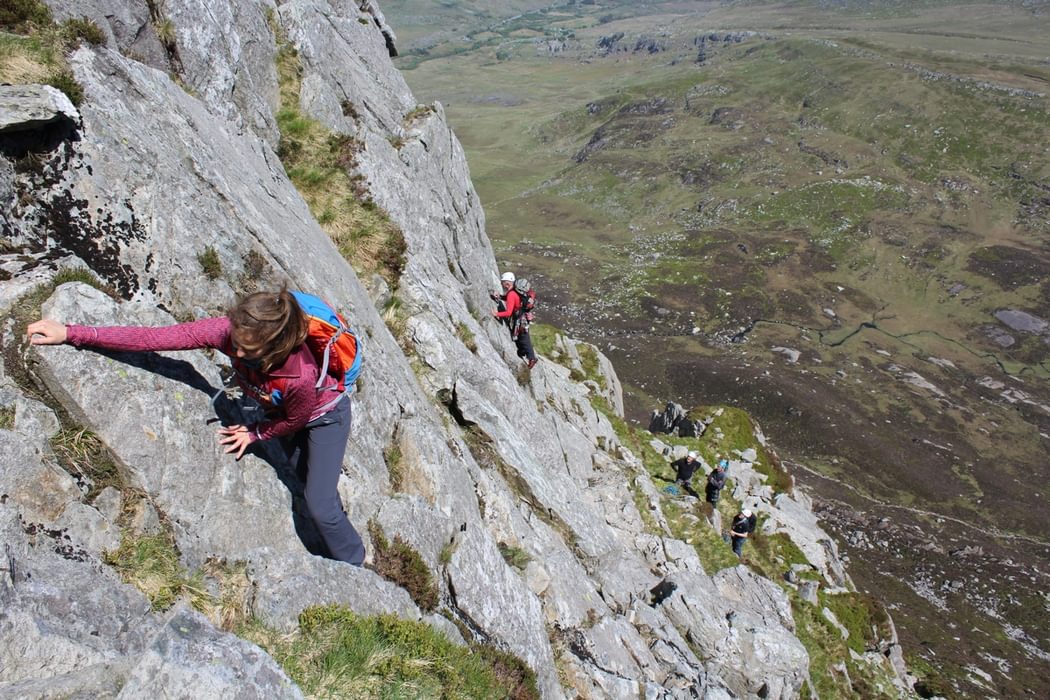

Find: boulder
0;85;78;134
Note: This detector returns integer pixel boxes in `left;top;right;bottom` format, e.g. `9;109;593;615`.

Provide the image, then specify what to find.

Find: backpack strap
316;326;343;390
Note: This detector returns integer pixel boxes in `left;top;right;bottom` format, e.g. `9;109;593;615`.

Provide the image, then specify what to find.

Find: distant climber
27;287;367;567
715;452;730;475
672;451;701;497
730;509;757;558
490;271;538;369
705;461;727;506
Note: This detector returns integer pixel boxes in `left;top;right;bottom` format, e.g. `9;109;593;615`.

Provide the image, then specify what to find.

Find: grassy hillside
390;1;1050;696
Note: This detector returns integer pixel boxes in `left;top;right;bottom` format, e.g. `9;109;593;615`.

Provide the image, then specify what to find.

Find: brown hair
227;286;308;372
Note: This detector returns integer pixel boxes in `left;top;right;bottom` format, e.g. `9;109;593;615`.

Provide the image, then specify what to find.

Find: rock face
0;2;871;697
649;401;705;437
0;85;78;134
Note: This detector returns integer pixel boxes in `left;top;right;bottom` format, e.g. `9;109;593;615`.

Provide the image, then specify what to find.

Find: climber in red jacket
490;271;537;369
27;287;365;566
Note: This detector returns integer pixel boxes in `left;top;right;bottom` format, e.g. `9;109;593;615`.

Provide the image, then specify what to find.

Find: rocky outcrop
0;388;304;699
0;85;78;134
649;401;705;437
0;2;875;697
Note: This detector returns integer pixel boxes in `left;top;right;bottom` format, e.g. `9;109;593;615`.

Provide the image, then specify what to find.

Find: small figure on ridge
730;508;757;559
491;271;538;369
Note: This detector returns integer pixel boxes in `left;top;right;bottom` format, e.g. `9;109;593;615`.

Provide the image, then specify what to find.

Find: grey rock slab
592;551;661;613
712;566;796;633
117;605;303;699
582;615;659;681
770;491;848;586
0;430;83;523
93;486;123;524
446;523;561;699
248;551;418;631
44;0;170;70
454;379;619;561
280;0;413;135
536;540;609;626
995;308;1048;333
13;394;61;439
34;284;302;566
374;494;456;566
524;560;551;595
164;0;281;145
0;504;156;687
0;661;129;699
381;414;480;518
661;568;808;699
53;501;122;557
0;85;78;134
423;612;465;646
52;46;360;316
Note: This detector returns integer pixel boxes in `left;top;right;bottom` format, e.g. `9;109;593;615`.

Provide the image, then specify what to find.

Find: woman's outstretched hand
26;319;67;345
218;424;254;460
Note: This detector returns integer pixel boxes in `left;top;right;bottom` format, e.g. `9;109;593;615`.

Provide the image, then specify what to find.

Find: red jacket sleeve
494;290;521;319
253;366;320;441
66;317;231;352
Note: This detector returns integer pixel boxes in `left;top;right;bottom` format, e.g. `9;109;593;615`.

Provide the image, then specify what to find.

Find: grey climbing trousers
283;394;365;566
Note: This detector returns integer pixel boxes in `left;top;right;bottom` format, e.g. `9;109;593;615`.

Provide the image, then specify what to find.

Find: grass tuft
368;520;439;611
50;427;124;499
44;67;84;106
197;246;222;280
497;542;532;571
456;321;478;353
404;104;435;123
384;440;404;491
103;530;195;610
104;528;252;629
272;23;406;288
0;0;52;33
154;18;176;53
0;406;15;430
60;17;106;47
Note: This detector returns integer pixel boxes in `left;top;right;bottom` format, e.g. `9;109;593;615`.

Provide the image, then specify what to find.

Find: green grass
0;0;52;31
456;321;478;353
0;6;91;105
197;246;222;280
821;590;890;655
103;530;206;611
498;542;532;571
529;323;608;388
0;406;15;430
241;606;539;700
529;323;559;359
50;427;124;499
271;20;406;287
384;441;405;492
60;16;106;46
368;520;439;612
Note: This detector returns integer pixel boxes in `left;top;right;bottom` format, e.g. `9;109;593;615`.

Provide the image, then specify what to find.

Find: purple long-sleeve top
66;317;340;441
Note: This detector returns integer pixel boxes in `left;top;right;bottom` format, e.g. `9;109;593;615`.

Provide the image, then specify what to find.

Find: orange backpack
292;291;362;393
